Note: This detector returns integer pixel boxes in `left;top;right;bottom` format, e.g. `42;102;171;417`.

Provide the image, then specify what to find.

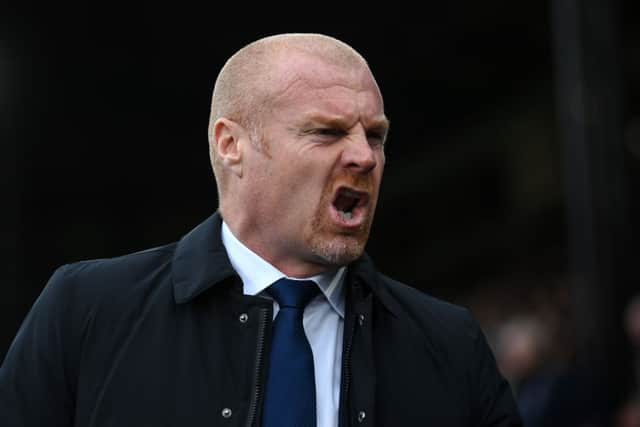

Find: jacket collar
172;212;401;317
346;252;401;318
172;212;237;304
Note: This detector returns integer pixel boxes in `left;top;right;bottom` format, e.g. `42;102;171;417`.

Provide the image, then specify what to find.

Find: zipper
245;308;269;427
339;315;357;427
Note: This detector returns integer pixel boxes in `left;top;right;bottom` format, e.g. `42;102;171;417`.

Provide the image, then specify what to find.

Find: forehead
266;53;386;125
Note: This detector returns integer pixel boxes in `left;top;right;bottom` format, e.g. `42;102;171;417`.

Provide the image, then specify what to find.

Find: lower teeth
341;211;352;220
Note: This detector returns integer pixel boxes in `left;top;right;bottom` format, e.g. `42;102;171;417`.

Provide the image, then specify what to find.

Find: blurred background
2;1;639;425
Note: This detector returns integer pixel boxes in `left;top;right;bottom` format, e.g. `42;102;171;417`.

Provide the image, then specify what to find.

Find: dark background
2;1;639;425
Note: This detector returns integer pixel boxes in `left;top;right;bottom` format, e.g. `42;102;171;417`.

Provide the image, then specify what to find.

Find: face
238;53;388;276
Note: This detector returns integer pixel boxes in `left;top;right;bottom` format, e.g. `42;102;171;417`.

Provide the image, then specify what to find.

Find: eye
315;128;345;137
304;127;346;143
366;131;387;148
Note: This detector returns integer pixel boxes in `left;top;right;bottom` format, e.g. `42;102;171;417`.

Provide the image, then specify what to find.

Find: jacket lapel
172;212;236;304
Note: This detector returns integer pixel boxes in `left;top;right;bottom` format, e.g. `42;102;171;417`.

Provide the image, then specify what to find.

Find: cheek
269;164;321;210
369;163;384;192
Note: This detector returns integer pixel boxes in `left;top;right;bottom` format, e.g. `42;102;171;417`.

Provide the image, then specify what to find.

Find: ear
209;118;246;178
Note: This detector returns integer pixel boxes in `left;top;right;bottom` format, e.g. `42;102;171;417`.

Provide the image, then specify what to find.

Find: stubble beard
308;232;367;266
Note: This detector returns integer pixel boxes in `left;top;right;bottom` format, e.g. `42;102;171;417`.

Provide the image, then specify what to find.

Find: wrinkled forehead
265;52;386;121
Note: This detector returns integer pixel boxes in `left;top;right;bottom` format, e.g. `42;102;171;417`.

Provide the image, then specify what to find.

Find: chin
308;234;367;266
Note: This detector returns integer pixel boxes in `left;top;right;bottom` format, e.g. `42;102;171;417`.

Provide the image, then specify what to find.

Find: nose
342;128;378;174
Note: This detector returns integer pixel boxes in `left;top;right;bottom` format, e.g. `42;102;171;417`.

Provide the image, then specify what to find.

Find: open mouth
331;187;369;224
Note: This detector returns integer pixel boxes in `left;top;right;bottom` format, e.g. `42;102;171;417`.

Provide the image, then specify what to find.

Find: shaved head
208;33;373;183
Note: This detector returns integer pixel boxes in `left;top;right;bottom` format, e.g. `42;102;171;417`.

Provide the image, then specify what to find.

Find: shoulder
23;243;181;364
60;243;176;284
368;271;522;424
45;243;178;314
376;274;481;344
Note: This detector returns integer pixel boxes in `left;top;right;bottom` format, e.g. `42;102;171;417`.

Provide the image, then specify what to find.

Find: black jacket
0;213;522;426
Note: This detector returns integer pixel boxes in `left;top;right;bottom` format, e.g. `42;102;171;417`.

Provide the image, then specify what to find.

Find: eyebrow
301;113;390;132
367;117;391;133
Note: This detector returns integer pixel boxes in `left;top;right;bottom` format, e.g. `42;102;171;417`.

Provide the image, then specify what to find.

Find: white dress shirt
221;222;345;427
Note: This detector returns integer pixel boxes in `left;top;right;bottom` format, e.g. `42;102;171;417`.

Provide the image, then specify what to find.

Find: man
0;33;521;426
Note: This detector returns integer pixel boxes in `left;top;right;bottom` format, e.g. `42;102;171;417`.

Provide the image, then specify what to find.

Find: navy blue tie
262;278;320;427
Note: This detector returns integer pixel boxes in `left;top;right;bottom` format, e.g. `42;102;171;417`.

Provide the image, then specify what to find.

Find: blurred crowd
617;295;640;427
459;276;640;427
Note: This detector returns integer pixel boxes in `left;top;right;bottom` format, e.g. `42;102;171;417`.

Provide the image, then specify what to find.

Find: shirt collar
221;221;345;318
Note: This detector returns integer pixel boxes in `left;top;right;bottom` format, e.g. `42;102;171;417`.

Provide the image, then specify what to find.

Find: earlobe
211;118;244;177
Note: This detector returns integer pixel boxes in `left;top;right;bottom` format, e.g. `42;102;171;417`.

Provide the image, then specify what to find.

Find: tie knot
268;278;319;309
